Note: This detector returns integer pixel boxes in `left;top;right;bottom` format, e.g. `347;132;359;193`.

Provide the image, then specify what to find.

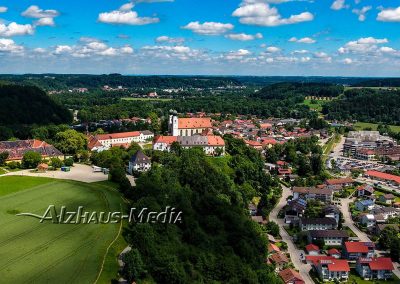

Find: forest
117;137;282;283
323;88;400;125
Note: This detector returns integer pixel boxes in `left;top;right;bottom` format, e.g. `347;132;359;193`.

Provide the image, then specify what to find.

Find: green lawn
354;122;400;133
0;176;125;284
303;99;327;112
0;167;6;175
121;97;173;102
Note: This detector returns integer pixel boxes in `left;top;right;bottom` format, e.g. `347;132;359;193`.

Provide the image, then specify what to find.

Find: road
270;185;315;284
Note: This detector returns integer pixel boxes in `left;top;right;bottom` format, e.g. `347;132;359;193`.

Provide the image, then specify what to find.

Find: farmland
0;176;124;284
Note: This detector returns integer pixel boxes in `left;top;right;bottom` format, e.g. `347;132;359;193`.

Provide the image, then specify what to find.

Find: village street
269;184;315;284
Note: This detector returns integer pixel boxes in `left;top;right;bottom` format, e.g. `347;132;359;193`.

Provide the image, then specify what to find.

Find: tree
379;227;398;249
0;152;9;166
64;157;74;167
265;221;280;237
54;130;87;156
170;141;182;156
22;151;42;169
121;249;146;283
148;112;160;134
50;157;63;169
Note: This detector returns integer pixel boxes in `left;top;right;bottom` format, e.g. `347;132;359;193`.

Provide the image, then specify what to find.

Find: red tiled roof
268;243;281;253
96;131;140;140
326;177;353;185
279;268;304;284
326;260;350;272
261;138;277;145
359;257;394;271
245;140;262;147
328;248;340;255
154;136;178;145
207;136;225;146
344;242;369;253
305;244;319;253
366;170;400;184
269;252;289;264
178;118;212;129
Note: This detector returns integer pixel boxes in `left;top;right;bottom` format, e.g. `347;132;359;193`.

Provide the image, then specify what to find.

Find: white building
360;214;375;228
88;130;154;151
128;150;151;174
168;112;213;136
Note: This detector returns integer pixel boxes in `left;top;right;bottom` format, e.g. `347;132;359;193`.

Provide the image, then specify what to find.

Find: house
278;268;305;284
168;112;213;136
316;259;350;282
299;217;337;231
308;230;349;246
305;244;320;255
357;184;375;197
285;198;307;224
128;150;151;174
323;205;341;225
355;199;375;211
153;135;225;156
374;223;399;235
379;194;396;205
325;178;354;190
0;139;63;162
88;130;154;151
370;207;399;220
269;252;289;271
327;248;341;259
342;242;375;260
245;140;263;150
268;243;281;254
305;255;335;266
292;187;333;203
356;257;394;280
360;214;375;228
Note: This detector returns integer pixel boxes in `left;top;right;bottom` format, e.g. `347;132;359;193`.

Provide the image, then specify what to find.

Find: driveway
3;164;108;183
270;185;315;284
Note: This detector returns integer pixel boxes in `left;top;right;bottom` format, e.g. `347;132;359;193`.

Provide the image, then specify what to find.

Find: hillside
0;84;72;125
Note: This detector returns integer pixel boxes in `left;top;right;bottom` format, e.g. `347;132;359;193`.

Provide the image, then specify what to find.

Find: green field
121;97;173;102
354;122;400;133
303;99;327;112
0;176;125;283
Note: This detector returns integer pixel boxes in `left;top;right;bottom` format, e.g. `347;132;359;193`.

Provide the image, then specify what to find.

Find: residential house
355;199;375;212
365;170;400;186
370;207;399;220
128;150;151;174
269;252;289;271
308;230;349;246
359;214;375;228
292;187;333;203
284;198;306;224
316;259;350;282
305;244;320;256
327;248;341;259
379;194;396;205
356;257;394;280
357;184;375;197
0;139;63;162
323;205;341;225
300;217;337;231
325;178;354;190
278;268;305;284
342;242;375;260
268;243;281;255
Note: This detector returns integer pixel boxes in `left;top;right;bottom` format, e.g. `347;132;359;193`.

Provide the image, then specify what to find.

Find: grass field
354;122;400;133
121;97;173;102
0;176;125;284
303;99;327;112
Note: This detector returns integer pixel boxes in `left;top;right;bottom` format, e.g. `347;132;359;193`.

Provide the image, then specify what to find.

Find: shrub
64;157;74;167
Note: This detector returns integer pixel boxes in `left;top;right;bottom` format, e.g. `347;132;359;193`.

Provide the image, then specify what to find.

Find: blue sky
0;0;400;76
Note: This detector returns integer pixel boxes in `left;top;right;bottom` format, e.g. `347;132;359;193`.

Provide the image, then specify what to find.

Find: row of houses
0;139;64;162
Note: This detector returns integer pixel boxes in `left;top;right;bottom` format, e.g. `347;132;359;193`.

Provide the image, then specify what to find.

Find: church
168;111;213;136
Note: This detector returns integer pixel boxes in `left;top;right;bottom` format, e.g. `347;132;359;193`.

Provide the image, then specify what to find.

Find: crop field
0;176;124;284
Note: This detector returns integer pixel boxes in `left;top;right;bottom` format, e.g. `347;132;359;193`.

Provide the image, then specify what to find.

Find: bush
22;151;42;169
64;157;74;167
50;157;63;169
7;161;20;169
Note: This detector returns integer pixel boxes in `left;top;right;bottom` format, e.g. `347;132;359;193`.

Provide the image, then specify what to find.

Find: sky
0;0;400;76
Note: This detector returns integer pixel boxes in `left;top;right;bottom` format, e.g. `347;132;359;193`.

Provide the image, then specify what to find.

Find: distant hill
0;84;72;125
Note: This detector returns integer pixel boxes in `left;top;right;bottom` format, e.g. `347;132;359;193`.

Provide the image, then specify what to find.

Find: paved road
270;185;314;284
340;197;371;242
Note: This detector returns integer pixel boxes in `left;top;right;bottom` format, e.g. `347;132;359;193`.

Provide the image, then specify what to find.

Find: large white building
168;112;213;136
88;130;154;151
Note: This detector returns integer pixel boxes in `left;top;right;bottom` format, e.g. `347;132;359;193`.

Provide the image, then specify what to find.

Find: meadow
0;176;124;283
353;122;400;133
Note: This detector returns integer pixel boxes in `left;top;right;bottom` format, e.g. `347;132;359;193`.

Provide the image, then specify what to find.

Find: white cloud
330;0;348;10
0;38;24;53
338;37;388;54
121;46;134;54
292;49;309;54
22;5;59;18
314;52;332;62
225;49;251;60
352;6;371;21
377;7;400;22
289;37;316;43
265;46;281;53
182;21;234;35
33;47;47;53
54;45;73;54
54;41;134;58
343;58;353;64
35;17;55;27
98;3;159;25
0;22;34;37
0;6;7;13
225;32;262;41
155;36;185;44
232;3;313;26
